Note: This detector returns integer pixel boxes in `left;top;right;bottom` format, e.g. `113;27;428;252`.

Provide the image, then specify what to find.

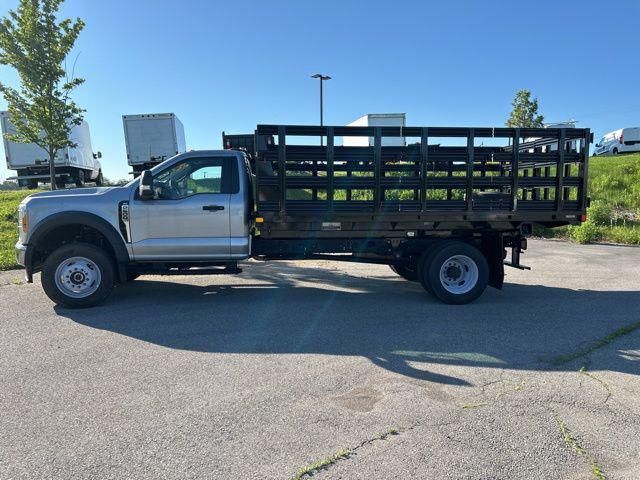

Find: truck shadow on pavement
56;261;640;386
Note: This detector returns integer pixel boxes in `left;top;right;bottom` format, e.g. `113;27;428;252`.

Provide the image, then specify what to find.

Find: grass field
0;190;39;270
0;153;638;270
535;153;640;245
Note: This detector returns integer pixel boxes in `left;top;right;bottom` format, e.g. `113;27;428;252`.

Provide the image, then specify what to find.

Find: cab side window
152;157;238;200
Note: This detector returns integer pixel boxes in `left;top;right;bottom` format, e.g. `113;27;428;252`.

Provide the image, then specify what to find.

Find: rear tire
389;263;418;281
41;243;114;308
417;246;442;295
420;241;489;305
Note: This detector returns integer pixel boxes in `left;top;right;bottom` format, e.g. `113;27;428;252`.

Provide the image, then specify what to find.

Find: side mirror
93;151;103;159
139;170;154;200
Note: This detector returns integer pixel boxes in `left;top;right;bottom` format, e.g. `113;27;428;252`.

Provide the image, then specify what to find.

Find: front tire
95;171;104;186
41;243;114;308
420;241;489;305
612;148;618;155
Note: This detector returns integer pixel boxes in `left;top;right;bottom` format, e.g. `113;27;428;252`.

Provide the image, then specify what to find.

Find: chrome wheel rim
439;255;478;294
54;256;102;298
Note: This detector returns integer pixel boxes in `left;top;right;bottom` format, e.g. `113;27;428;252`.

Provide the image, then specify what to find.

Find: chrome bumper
15;241;27;267
14;242;32;282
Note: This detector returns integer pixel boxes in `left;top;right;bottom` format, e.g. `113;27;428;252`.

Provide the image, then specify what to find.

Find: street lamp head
311;73;331;80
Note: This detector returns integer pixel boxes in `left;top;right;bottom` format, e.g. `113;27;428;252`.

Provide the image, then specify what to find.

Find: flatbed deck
225;124;591;239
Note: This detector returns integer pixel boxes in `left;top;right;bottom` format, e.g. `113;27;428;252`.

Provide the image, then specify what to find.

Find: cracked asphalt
1;239;639;479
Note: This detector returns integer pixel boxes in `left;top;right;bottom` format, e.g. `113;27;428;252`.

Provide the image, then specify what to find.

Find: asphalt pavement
1;239;639;479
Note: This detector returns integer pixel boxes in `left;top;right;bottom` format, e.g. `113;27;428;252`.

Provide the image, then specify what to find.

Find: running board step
503;261;531;270
139;266;243;276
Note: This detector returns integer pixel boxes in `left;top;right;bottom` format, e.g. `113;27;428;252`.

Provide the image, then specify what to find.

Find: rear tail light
620;134;624;144
581;214;587;222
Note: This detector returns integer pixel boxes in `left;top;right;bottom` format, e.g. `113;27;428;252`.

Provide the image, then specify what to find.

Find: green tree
506;89;544;128
0;0;85;190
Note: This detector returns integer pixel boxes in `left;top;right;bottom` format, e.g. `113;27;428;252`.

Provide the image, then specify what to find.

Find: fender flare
25;211;129;282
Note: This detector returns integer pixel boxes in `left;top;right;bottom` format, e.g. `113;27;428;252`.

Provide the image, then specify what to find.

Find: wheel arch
25;211;129;282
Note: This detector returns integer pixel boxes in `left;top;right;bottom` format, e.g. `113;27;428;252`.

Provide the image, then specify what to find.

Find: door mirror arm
139;170;154;200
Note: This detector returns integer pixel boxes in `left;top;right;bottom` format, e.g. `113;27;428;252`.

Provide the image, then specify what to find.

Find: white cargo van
343;113;406;147
594;127;640;155
1;111;102;188
122;113;186;176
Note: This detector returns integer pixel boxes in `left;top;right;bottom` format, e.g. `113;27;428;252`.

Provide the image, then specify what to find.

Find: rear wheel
419;241;489;304
417;246;442;295
389;263;418;282
41;243;114;308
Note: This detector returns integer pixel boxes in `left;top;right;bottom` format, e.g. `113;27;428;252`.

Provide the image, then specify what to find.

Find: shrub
568;221;602;244
586;200;612;226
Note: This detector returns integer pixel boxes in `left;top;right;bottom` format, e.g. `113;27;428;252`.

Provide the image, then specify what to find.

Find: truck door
129;155;236;260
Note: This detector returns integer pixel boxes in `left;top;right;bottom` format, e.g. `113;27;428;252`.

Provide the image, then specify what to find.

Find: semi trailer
123;113;186;176
15;123;591;308
1;111;103;188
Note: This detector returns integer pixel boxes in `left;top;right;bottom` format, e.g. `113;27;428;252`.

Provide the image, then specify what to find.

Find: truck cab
16;150;252;307
129;150;251;261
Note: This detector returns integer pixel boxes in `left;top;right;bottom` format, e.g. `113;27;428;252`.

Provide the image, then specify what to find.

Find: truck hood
21;185;132;210
27;187;115;198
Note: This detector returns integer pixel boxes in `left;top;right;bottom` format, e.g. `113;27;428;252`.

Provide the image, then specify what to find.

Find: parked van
594;128;640;155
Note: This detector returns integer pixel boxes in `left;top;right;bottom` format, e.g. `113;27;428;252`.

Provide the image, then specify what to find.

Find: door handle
202;205;225;211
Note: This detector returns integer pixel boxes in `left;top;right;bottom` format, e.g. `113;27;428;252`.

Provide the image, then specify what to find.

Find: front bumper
15;242;32;283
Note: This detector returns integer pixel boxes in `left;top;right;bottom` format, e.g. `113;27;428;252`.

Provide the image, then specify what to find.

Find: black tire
417;246;442;295
74;170;85;188
41;243;114;308
612;148;618;155
95;171;104;186
420;241;489;305
389;263;419;281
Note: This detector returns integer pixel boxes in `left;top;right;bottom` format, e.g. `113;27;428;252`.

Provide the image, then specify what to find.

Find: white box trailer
122;113;186;176
1;111;102;188
343;113;406;147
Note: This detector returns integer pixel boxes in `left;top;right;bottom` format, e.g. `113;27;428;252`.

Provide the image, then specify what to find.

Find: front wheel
420;242;489;304
612;148;618;155
95;171;104;186
41;243;114;308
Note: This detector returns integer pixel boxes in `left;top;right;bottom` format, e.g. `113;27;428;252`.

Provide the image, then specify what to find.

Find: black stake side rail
225;124;591;226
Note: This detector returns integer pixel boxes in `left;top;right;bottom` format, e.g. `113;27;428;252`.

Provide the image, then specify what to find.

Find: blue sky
1;0;639;180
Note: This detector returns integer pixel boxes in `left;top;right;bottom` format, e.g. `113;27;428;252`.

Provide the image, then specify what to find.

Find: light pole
311;73;331;146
